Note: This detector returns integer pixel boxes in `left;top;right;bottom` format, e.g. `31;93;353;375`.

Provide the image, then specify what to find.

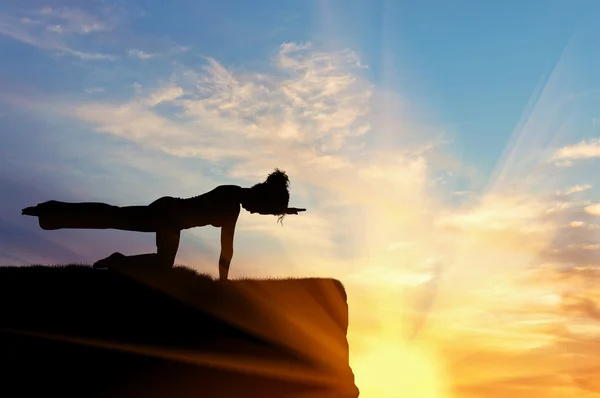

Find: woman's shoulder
211;185;243;196
189;185;242;205
209;186;242;220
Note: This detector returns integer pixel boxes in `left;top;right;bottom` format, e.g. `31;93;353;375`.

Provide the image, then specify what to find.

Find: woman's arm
285;207;306;215
219;216;238;281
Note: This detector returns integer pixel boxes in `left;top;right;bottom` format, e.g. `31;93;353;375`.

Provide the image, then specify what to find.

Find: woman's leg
156;228;181;268
22;201;159;232
93;229;181;269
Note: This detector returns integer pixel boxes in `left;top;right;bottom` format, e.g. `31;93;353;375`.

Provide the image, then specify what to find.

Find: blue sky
3;1;600;395
0;0;599;276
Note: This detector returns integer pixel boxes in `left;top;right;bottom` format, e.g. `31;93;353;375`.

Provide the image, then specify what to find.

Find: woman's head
242;168;290;219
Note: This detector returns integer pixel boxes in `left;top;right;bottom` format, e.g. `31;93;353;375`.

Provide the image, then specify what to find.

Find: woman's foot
93;252;126;269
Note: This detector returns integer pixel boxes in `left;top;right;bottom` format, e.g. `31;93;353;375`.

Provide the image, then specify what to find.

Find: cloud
585;203;600;216
66;42;373;171
127;49;157;59
4;26;600;396
127;46;190;60
84;87;105;94
562;184;592;195
146;83;185;106
561;298;600;322
553;137;600;161
27;41;461;281
0;7;117;60
37;6;113;34
436;194;557;252
29;40;596;298
430;260;600;396
451;190;474;196
427;175;600;338
56;47;115;60
8;35;599;291
553;159;573;167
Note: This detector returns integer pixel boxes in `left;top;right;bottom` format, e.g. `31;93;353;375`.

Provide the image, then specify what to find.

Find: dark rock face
0;265;359;398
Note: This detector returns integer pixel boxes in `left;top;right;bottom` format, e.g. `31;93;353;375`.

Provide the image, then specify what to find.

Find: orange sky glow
1;3;599;397
218;31;600;397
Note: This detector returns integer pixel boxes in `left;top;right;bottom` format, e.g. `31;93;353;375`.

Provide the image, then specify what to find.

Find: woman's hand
285;207;306;215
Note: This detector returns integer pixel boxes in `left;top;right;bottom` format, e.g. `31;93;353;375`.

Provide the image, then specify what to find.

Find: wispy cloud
37;6;113;34
84;87;105;94
0;6;117;60
127;48;157;59
68;42;373;169
3;16;600;394
562;184;592;195
25;41;460;282
2;2;600;395
57;46;115;61
32;39;599;289
553;137;600;162
554;159;574;167
127;45;189;60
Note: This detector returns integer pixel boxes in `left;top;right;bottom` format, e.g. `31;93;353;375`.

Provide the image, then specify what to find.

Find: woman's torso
148;185;242;230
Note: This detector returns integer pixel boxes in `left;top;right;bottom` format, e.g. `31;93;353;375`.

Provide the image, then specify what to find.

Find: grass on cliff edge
0;263;347;299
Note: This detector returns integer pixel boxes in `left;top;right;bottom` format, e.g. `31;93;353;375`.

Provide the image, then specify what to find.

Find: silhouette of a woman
22;169;305;280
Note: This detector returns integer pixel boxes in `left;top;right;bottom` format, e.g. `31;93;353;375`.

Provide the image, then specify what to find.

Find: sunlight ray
0;327;347;387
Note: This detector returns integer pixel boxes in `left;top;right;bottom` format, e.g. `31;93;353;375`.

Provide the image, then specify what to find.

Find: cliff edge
0;265;359;398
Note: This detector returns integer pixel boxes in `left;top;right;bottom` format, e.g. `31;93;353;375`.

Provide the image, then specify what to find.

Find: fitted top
148;185;243;230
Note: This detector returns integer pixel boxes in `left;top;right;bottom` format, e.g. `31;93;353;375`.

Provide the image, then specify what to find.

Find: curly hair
264;168;290;189
250;168;290;223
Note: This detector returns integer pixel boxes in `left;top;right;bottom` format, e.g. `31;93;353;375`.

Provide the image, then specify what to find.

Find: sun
352;339;448;398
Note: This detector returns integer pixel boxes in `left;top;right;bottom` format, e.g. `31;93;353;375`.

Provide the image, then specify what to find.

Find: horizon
1;1;600;397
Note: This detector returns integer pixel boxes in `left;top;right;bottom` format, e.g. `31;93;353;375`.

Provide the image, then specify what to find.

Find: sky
1;0;600;397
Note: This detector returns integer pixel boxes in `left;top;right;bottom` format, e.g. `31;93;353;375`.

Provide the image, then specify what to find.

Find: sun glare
347;288;449;398
352;339;448;398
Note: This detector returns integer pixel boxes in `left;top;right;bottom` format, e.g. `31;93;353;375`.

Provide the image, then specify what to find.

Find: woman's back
150;185;243;230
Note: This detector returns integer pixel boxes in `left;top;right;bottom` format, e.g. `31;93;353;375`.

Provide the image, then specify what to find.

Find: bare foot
93;252;126;269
